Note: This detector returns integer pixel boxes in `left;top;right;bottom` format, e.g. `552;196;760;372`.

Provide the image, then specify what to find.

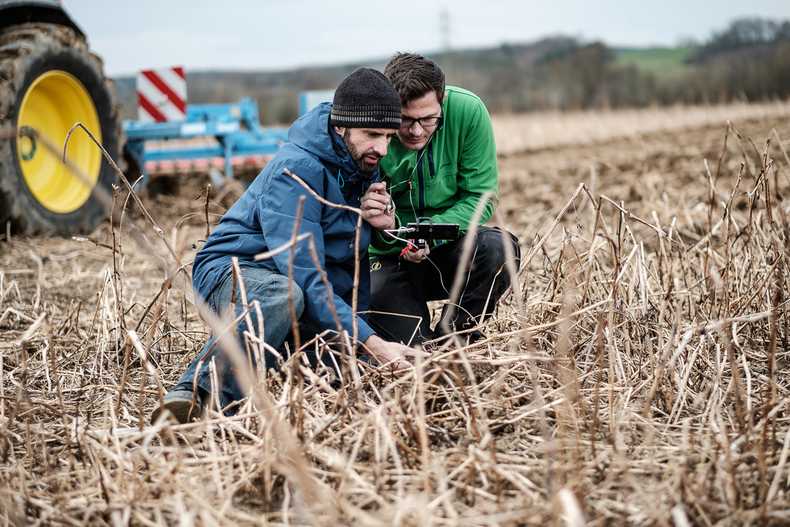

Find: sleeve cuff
356;318;376;344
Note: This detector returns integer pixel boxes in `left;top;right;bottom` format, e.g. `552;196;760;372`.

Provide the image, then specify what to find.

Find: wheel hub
16;70;103;214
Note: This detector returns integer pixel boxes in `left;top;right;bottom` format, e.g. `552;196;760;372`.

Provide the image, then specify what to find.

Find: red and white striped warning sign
137;66;187;123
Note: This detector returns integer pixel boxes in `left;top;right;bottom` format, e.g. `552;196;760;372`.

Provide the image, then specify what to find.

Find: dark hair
383;52;445;106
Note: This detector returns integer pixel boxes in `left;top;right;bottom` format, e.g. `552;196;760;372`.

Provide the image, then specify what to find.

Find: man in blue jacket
152;68;423;424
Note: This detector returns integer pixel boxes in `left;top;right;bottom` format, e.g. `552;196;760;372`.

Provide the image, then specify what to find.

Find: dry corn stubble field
1;102;790;526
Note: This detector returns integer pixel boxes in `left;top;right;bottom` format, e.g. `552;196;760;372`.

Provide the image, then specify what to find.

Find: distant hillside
114;17;790;125
114;37;614;123
614;46;693;75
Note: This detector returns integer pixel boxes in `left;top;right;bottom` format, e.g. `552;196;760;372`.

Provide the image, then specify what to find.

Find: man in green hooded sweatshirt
360;52;521;346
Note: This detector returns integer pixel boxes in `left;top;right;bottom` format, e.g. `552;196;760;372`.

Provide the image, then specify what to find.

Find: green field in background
614;46;693;74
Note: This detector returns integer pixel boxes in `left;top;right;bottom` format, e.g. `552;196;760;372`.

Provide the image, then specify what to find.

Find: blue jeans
176;265;304;412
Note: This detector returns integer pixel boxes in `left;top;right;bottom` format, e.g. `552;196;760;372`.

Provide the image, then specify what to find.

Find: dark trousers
368;226;520;346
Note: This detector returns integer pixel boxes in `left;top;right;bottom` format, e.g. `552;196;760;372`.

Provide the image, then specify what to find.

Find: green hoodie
370;86;499;257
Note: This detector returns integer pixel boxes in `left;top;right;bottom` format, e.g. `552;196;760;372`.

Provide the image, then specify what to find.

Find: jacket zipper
417;142;436;218
417;148;425;217
428;141;436;179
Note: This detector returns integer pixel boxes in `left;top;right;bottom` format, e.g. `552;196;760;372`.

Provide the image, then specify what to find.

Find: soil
1;107;789;526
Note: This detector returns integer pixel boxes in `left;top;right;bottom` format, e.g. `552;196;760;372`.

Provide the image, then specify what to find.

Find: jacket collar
288;102;380;184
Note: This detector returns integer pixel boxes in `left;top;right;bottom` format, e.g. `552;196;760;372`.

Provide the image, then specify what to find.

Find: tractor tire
0;23;119;236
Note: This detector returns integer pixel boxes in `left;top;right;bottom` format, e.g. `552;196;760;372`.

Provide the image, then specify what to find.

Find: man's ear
333;126;346;136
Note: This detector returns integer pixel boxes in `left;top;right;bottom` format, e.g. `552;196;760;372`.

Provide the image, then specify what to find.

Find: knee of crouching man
478;227;521;267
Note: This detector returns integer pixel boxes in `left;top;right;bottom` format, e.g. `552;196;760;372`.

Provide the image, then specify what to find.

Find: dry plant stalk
0;110;789;526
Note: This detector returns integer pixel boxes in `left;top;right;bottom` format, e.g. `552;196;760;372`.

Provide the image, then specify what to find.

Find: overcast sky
64;0;790;78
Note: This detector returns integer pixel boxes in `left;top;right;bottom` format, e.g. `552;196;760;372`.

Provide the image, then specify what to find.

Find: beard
342;129;381;175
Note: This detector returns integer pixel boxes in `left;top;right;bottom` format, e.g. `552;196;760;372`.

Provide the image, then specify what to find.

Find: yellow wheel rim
16;70;102;214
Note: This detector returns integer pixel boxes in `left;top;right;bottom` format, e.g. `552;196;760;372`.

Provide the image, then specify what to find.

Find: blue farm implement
122;97;288;187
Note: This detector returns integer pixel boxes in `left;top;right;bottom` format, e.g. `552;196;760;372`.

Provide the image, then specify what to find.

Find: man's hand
402;243;429;263
361;182;395;231
360;334;429;372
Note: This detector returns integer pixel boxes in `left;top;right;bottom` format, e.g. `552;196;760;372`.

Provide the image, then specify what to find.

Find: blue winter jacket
192;103;377;343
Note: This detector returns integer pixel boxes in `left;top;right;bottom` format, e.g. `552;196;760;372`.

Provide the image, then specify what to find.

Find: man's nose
372;137;389;156
408;121;424;133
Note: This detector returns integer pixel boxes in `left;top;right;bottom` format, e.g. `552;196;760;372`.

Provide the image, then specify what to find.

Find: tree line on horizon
115;17;790;124
436;17;790;113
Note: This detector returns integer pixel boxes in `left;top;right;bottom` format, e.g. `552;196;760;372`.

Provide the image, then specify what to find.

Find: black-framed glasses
400;112;443;129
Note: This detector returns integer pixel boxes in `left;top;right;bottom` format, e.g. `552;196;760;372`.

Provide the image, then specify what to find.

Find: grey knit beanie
330;68;402;129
